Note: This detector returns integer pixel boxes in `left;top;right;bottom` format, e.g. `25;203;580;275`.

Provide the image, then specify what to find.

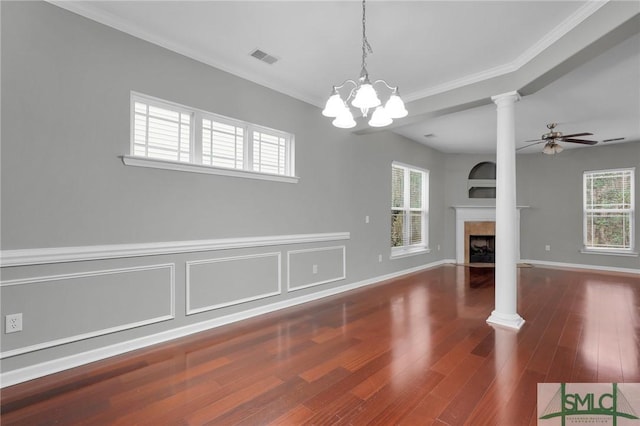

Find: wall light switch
365;216;370;224
545;245;551;251
312;264;318;274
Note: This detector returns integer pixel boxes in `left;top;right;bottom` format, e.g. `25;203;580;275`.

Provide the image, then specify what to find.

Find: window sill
580;248;638;257
122;155;300;184
390;247;431;259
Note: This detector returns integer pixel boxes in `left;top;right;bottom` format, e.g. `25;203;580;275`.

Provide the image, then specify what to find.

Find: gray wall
442;143;640;269
516;142;639;269
0;1;446;375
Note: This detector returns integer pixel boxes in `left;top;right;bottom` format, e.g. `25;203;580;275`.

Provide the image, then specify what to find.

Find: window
583;168;635;254
125;93;297;183
391;162;429;257
133;99;192;163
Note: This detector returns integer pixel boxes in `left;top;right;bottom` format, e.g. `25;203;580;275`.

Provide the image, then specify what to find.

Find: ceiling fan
519;123;598;154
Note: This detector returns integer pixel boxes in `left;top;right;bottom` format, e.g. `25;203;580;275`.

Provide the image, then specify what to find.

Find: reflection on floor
1;265;639;425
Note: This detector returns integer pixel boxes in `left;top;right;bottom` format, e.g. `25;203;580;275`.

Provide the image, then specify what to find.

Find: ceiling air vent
250;49;278;65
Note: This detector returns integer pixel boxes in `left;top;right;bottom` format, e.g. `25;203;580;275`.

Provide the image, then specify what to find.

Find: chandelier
322;0;407;129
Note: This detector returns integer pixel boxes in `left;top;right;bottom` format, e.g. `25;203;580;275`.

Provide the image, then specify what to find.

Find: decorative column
487;91;525;330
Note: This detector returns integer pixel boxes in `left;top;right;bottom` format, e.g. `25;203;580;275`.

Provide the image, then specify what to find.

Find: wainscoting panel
287;246;346;291
0;264;175;358
186;252;281;315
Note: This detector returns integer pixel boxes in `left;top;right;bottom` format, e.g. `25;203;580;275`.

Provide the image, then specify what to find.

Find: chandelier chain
360;0;373;77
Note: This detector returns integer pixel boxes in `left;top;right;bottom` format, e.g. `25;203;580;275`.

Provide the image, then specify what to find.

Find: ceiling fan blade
559;132;593;139
517;141;545;151
523;138;543;143
562;139;598;145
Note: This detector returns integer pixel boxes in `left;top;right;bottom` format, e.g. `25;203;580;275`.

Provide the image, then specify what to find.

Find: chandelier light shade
323;0;407;129
384;92;408;118
369;106;392;127
321;90;344;118
332;107;357;129
351;81;381;110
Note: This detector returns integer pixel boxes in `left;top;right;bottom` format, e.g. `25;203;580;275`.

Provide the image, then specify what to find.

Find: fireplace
463;221;495;264
453;206;526;265
469;235;495;263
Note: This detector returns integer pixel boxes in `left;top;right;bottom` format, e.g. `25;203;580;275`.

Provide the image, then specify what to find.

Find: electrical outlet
5;313;23;333
365;215;370;224
312;264;318;274
437;244;441;251
545;245;551;251
378;254;383;263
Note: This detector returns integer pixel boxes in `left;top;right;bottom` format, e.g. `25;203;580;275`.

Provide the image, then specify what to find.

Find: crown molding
46;1;320;107
404;1;609;103
47;0;608;108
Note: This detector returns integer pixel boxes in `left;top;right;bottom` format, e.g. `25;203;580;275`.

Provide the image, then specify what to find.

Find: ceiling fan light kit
521;123;598;155
322;0;407;129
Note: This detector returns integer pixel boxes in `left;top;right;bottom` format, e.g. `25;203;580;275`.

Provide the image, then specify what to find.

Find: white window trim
582;167;635;256
391;161;430;259
121;155;299;183
127;92;298;183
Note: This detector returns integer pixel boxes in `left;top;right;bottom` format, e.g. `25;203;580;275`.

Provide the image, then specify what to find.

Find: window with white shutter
126;92;297;183
133;101;191;162
583;168;635;253
202;118;244;170
253;130;288;176
391;162;429;258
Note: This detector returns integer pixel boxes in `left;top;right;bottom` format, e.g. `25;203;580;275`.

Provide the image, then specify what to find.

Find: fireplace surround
453;206;526;264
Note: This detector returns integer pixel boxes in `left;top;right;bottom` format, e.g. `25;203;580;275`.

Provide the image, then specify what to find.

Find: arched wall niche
468;161;496;199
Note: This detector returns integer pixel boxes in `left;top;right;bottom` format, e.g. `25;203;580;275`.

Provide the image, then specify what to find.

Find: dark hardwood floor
1;265;639;425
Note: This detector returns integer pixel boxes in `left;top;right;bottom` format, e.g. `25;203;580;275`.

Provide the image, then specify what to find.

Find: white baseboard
521;259;640;275
0;259;450;388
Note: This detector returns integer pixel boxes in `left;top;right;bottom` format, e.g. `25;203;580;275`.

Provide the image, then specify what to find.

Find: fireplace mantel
452;206;529;264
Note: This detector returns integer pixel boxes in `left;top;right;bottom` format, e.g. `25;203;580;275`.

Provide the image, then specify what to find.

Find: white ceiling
52;0;640;154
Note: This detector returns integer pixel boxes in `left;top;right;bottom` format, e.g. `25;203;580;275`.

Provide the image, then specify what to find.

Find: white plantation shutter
129;93;295;181
133;101;191;162
253;130;287;175
202;118;244;170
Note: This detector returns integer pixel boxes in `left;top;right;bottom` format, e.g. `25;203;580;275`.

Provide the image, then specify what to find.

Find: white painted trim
286;246;346;292
186;252;282;315
46;1;321;107
47;1;605;108
390;247;431;260
0;259;450;388
0;264;175;359
399;1;608;103
580;248;638;257
486;311;525;331
521;259;640;275
0;232;350;267
509;1;608;70
122;156;300;184
452;206;529;264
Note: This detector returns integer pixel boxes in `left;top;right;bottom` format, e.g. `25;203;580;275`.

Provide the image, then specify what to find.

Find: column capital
491;91;521;105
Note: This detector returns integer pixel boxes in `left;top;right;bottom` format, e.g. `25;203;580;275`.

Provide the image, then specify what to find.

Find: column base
487;310;525;330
